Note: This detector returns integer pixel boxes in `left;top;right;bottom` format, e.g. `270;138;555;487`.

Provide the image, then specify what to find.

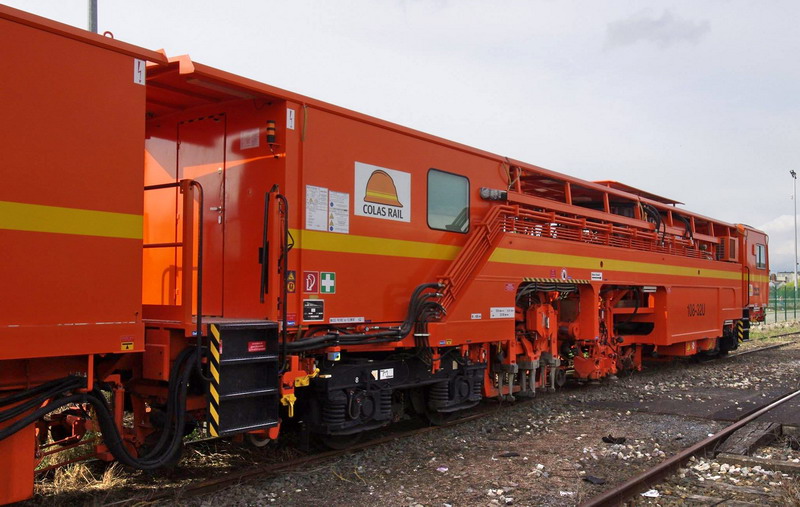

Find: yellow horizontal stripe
296;228;754;283
490;248;741;281
297;229;460;261
0;200;142;239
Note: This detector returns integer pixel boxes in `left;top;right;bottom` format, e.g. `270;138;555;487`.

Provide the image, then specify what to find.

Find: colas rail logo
354;162;411;222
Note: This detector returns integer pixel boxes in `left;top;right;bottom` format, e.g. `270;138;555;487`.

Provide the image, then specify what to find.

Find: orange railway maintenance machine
0;5;768;504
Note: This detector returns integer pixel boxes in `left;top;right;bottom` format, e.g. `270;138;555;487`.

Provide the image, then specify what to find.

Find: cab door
178;114;226;316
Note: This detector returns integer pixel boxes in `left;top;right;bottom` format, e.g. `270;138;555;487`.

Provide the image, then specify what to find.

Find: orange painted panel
0;16;144;358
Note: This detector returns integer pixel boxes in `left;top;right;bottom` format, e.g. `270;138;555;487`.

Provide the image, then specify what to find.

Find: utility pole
792;170;797;315
88;0;98;33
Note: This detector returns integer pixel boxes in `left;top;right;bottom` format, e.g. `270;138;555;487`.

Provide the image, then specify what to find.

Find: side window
756;244;766;269
427;169;469;233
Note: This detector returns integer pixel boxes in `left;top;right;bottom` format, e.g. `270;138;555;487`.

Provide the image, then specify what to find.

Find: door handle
209;206;223;212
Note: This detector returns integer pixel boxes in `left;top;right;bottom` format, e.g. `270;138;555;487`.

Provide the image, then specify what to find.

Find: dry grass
779;479;800;507
36;462;127;499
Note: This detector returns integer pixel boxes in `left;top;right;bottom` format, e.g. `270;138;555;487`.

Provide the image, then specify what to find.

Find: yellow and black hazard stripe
207;324;222;437
522;277;591;284
736;320;744;342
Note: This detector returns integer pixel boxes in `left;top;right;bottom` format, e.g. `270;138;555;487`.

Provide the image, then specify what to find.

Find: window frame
426;168;470;234
755;243;766;269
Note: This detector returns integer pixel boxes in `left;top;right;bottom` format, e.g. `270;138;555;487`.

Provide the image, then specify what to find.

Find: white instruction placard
490;307;515;319
305;185;328;231
328;191;350;234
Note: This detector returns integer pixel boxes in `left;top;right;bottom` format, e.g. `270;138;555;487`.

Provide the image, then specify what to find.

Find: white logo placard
354;162;410;222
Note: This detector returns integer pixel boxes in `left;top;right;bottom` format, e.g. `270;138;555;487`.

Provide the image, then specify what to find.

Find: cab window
756;244;766;269
428;169;469;233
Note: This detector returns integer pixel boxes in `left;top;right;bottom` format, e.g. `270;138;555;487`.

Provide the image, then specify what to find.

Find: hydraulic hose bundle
0;347;199;470
287;282;445;353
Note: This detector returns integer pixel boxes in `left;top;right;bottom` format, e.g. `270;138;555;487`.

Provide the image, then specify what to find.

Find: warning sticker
305;185;328;231
328;191;349;234
306;186;349;234
287;270;296;293
247;341;267;353
240;128;260;150
303;300;324;321
121;341;134;351
303;271;319;293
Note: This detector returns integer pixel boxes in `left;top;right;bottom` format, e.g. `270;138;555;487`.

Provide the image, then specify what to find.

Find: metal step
206;320;280;437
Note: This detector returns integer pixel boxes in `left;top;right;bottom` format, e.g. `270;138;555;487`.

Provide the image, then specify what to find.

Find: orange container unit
0;7;167;505
0;7;165;361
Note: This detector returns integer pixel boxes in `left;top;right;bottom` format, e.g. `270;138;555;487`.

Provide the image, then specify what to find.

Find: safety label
490;307;515;319
286;270;296;293
120;341;134;351
591;272;602;281
328;191;350;233
287;108;296;130
305;185;328;231
305;185;349;234
303;271;319;293
239;128;260;150
247;341;267;353
320;272;336;294
303;300;324;321
133;59;145;85
354;162;411;222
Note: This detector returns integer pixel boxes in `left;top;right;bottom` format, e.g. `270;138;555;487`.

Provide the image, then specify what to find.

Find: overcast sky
7;0;799;271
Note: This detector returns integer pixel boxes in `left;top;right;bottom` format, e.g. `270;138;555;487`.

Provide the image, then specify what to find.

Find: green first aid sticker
320;272;336;294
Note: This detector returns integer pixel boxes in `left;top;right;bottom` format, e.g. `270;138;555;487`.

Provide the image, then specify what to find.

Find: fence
766;285;799;323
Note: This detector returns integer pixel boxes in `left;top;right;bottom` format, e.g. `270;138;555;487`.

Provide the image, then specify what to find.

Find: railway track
89;334;800;505
579;387;800;507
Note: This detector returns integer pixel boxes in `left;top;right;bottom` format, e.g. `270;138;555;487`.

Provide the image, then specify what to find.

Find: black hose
287;282;443;352
0;348;199;471
0;377;84;424
0;376;83;409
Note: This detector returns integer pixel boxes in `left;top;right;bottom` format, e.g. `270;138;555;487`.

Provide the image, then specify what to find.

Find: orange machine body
140;60;768;353
0;5;769;505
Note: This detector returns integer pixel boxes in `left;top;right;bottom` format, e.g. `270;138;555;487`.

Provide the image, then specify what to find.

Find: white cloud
606;9;710;49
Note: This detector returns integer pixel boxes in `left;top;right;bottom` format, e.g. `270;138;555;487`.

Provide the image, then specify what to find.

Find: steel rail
578;387;800;507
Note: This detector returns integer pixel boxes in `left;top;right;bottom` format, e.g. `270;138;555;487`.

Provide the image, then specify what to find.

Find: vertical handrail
143;179;203;334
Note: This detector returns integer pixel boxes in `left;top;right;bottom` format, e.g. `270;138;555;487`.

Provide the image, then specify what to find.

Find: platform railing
142;179;203;329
